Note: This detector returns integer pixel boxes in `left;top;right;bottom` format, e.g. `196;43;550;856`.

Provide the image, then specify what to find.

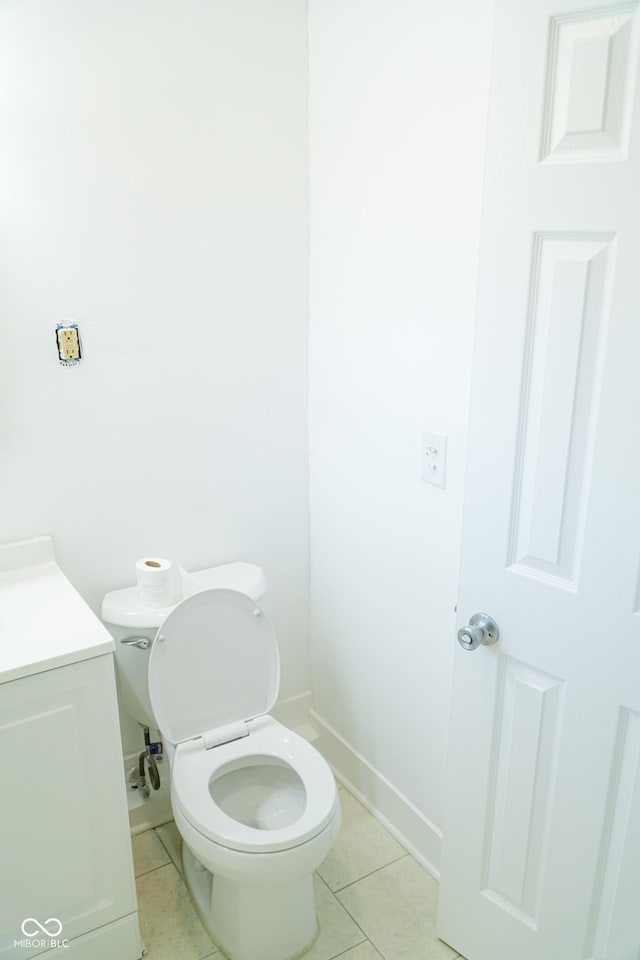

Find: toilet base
183;844;319;960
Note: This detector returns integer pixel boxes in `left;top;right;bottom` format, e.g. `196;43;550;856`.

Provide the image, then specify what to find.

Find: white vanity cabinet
0;538;141;959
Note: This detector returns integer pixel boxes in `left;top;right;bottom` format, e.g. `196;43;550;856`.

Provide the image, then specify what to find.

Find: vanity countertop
0;535;114;685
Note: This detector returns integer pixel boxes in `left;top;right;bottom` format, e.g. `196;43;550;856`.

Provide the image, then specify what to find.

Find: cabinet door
0;655;137;957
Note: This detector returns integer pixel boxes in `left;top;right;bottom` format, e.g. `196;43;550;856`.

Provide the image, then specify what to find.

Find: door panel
510;233;614;587
541;7;640;164
483;658;565;924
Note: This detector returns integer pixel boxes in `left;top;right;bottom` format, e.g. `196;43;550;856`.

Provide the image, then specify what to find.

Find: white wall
309;0;494;868
0;0;310;750
1;0;496;851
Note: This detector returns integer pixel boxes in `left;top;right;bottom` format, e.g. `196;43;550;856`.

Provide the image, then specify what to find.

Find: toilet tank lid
101;562;267;629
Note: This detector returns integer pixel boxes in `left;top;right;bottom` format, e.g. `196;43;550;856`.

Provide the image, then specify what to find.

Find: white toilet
102;563;341;960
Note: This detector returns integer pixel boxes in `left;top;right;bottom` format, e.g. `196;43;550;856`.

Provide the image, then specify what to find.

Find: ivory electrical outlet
56;323;82;365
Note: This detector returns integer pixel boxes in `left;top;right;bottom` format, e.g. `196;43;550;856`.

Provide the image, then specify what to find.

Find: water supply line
142;726;161;791
128;726;161;799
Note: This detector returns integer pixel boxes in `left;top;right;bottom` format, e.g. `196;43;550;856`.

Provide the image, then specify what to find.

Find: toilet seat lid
148;588;279;745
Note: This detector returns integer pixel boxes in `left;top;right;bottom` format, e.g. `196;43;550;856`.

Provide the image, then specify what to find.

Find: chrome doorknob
457;613;499;651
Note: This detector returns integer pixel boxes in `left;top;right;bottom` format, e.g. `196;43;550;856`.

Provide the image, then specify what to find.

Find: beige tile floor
131;786;464;960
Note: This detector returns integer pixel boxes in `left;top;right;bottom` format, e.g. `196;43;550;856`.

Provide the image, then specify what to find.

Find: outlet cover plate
421;430;447;489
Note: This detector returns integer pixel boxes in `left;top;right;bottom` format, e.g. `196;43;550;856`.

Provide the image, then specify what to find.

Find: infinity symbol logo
21;918;63;937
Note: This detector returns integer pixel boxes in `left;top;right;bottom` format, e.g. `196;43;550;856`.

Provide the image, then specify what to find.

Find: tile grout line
314;871;370;949
133;858;178;881
328;852;410;894
325;939;382;960
153;824;181;865
324;856;451;960
329;892;388;960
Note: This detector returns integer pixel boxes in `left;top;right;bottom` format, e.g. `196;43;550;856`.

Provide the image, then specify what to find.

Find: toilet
102;563;341;960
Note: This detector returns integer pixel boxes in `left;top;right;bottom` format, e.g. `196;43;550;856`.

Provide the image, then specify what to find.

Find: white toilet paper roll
136;557;183;608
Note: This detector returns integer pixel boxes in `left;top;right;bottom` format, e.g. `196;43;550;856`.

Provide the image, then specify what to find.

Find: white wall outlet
421;430;447;489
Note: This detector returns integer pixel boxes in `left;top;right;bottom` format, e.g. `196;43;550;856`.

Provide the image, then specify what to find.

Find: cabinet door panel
0;656;136;957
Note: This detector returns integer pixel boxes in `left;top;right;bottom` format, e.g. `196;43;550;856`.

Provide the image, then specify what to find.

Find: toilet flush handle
120;635;150;650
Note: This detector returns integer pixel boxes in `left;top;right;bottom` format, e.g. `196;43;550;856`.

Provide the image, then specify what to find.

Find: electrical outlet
421;430;447;489
56;324;82;364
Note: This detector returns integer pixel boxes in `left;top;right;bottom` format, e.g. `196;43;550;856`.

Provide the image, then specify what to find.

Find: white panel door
438;2;640;959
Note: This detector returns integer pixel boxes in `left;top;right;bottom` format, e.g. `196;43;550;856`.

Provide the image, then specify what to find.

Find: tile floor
132;786;464;960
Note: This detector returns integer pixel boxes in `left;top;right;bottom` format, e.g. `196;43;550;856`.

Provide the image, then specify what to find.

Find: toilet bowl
172;714;340;960
102;565;341;960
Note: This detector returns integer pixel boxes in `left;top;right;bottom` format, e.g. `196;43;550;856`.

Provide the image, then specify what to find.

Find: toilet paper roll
136;557;183;608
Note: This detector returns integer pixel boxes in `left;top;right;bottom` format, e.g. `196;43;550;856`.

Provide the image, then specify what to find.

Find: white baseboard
272;690;314;732
309;709;442;880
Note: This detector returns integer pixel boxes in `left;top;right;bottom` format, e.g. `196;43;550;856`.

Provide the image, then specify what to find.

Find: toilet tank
101;562;267;729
